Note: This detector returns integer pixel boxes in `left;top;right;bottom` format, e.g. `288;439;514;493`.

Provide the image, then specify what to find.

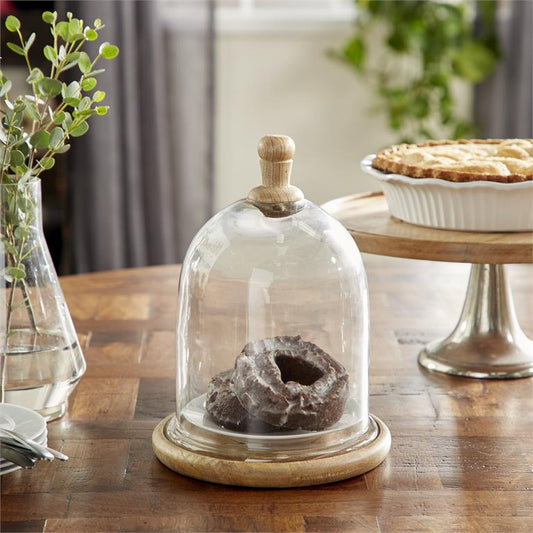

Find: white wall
214;23;398;211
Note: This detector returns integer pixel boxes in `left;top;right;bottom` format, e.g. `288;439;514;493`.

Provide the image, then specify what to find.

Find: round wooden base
152;414;391;488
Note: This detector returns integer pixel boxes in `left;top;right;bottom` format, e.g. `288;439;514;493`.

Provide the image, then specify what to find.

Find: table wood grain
2;255;533;532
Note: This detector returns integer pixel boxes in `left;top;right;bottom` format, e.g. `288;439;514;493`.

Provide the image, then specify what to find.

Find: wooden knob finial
257;135;295;163
248;134;304;204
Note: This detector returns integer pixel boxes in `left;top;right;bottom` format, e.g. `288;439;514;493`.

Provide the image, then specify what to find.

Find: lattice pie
372;139;533;183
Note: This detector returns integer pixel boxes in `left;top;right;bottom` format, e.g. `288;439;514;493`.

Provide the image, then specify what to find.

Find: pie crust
371;139;533;183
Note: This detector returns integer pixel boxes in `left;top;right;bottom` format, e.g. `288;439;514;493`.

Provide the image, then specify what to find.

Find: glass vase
1;179;85;421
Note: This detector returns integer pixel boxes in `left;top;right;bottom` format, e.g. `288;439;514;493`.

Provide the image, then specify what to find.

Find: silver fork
0;428;68;461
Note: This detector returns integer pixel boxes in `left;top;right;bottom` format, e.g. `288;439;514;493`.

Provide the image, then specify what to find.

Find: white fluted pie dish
361;155;533;232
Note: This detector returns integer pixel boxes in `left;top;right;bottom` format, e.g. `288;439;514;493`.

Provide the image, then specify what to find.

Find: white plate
0;404;48;474
0;412;17;431
361;155;533;232
0;403;47;442
182;394;359;441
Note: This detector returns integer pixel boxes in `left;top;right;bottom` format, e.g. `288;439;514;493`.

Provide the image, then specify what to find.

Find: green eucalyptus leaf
11;136;28;148
93;90;106;102
39;156;55;170
58;44;67;61
68;19;83;41
99;43;119;59
26;67;44;83
3;241;18;257
38;77;62;97
18;140;30;158
0;79;12;97
78;52;92;74
53;111;66;124
62;111;73;129
84;28;98;41
63;97;81;107
4;266;26;281
24;33;36;52
42;11;57;24
7;42;25;57
13;100;25;112
95;106;109;116
75;107;96;117
62;80;80;99
9;149;24;166
49;127;64;149
24;99;41;122
11;163;29;176
30;130;50;149
14;221;30;240
61;61;80;72
12;109;24;127
56;21;69;41
70;121;89;137
55;143;71;154
81;77;97;91
43;45;57;63
5;15;20;32
66;52;80;62
78;96;91;111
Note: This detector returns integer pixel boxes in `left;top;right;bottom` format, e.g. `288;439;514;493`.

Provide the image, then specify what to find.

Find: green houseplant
0;11;118;419
334;0;500;143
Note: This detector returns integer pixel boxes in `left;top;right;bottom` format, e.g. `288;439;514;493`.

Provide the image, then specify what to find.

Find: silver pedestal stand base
418;264;533;379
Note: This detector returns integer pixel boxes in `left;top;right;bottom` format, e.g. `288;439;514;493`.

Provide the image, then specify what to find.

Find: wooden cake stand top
323;192;533;264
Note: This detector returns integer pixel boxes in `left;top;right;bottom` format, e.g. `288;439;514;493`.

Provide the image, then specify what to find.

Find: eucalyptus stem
5;279;18;339
0;350;6;402
20;279;38;331
0;111;18;184
0;10;118;345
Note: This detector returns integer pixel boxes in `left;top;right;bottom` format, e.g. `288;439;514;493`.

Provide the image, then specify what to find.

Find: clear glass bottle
1;179;86;421
166;136;378;463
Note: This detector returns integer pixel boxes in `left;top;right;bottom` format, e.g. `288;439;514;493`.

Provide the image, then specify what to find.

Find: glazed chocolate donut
205;369;276;433
233;336;348;431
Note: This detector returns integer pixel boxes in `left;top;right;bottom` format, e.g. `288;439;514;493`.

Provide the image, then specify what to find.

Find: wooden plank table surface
2;255;533;532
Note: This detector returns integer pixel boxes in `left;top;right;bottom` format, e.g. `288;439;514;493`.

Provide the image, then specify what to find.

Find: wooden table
2;257;533;532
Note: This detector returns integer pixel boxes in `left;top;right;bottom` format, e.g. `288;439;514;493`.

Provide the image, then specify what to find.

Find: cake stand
323;192;533;379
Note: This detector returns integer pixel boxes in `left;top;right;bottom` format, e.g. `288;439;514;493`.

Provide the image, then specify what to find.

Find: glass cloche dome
154;135;390;487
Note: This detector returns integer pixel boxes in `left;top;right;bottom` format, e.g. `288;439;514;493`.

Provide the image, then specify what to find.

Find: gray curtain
474;0;533;138
64;0;214;272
